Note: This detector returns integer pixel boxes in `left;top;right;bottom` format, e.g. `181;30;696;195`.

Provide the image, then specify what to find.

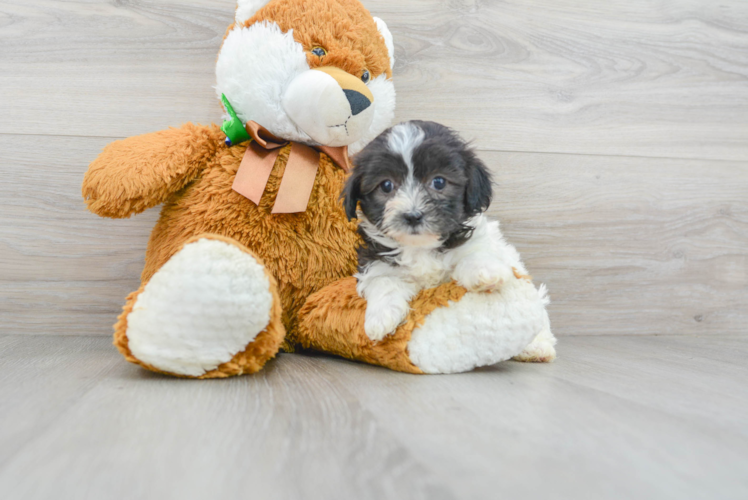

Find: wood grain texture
1;0;747;337
1;134;746;336
0;334;746;500
488;151;748;335
0;0;747;160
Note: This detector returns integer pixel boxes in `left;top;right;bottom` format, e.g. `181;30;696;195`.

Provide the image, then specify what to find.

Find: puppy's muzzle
402;211;424;227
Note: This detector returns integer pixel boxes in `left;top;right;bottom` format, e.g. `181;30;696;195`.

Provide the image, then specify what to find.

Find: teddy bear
81;0;556;379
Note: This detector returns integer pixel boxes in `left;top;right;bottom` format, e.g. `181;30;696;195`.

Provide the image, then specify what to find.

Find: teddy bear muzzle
282;66;375;147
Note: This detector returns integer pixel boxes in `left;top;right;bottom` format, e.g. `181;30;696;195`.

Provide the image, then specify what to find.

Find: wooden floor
1;1;747;498
0;334;746;500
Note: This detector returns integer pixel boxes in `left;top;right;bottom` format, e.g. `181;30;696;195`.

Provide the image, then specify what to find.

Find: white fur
283;69;375;147
127;239;274;377
376;122;428;236
358;211;558;369
387;122;425;173
216;22;312;143
359;269;419;341
358;215;534;340
383;184;436;243
216;21;396;152
373;17;395;69
235;0;270;24
408;278;550;374
512;303;558;363
348;74;396;154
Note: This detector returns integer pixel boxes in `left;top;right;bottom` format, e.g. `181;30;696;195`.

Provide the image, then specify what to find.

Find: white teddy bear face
215;1;396;154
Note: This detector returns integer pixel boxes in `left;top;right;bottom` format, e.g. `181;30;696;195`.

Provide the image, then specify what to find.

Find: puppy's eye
311;47;327;57
431;177;447;190
361;70;371;84
380;180;394;194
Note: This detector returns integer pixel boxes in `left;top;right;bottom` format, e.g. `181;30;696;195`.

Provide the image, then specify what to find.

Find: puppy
343;120;530;341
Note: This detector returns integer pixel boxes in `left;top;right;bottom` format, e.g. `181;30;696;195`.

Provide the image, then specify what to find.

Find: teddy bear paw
126;237;275;377
512;330;557;363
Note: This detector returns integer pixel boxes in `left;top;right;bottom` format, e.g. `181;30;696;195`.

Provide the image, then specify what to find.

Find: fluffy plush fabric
297;272;549;374
127;237;275;376
235;0;271;23
114;234;286;379
83;0;552;378
216;21;311;143
372;17;394;69
511;311;557;363
408;278;549;374
297;277;459;374
348;73;396;154
238;0;392;80
85;0;396;378
82;123;220;219
217;0;396;154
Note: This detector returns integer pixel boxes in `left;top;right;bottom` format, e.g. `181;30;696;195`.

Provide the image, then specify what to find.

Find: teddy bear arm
82;123;223;218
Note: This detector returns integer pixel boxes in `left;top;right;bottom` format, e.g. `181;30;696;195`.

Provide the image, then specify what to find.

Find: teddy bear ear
235;0;271;25
373;17;395;69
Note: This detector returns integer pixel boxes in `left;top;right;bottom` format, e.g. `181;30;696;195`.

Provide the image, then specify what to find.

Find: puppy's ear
342;170;362;221
463;149;493;216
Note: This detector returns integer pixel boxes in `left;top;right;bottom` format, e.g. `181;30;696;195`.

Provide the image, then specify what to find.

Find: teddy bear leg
114;234;285;379
297;276;551;374
511;309;557;363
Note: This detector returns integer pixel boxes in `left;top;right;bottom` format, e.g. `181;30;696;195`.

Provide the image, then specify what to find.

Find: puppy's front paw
364;301;409;342
454;260;514;293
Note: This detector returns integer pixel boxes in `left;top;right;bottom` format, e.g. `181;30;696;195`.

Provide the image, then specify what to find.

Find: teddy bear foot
512;326;557;363
114;234;285;378
297;276;550;374
407;279;552;373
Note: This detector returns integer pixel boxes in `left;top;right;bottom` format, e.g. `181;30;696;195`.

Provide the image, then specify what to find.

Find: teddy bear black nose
343;89;372;116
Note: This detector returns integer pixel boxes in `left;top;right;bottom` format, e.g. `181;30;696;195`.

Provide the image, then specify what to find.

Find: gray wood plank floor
1;2;747;498
0;334;746;500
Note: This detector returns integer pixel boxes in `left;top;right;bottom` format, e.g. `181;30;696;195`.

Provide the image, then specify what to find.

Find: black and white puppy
343;120;529;341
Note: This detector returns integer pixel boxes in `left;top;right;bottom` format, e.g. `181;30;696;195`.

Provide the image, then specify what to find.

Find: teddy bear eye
361;70;371;84
311;47;327;57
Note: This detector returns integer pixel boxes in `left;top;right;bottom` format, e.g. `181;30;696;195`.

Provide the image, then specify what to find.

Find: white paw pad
364;301;408;342
127;238;273;377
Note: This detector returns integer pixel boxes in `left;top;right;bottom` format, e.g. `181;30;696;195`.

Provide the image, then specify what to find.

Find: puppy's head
344;120;492;249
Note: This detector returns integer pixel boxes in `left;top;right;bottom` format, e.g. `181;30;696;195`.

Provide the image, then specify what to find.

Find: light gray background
0;1;746;499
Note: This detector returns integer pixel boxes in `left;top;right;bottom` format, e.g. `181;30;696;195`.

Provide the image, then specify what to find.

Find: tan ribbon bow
231;121;351;214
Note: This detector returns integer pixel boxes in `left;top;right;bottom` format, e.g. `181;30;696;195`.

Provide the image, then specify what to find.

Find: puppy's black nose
403;212;424;226
343;89;372;116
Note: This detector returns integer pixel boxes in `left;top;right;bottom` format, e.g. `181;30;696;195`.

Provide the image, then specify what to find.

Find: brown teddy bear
82;0;556;379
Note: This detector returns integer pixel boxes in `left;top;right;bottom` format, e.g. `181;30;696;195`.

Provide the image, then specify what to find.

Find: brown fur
85;122;361;353
82;0;415;378
513;268;532;281
298;277;473;374
113;234;286;379
235;0;392;81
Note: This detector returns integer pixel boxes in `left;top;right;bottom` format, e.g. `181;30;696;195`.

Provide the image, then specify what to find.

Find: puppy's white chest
398;248;451;289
